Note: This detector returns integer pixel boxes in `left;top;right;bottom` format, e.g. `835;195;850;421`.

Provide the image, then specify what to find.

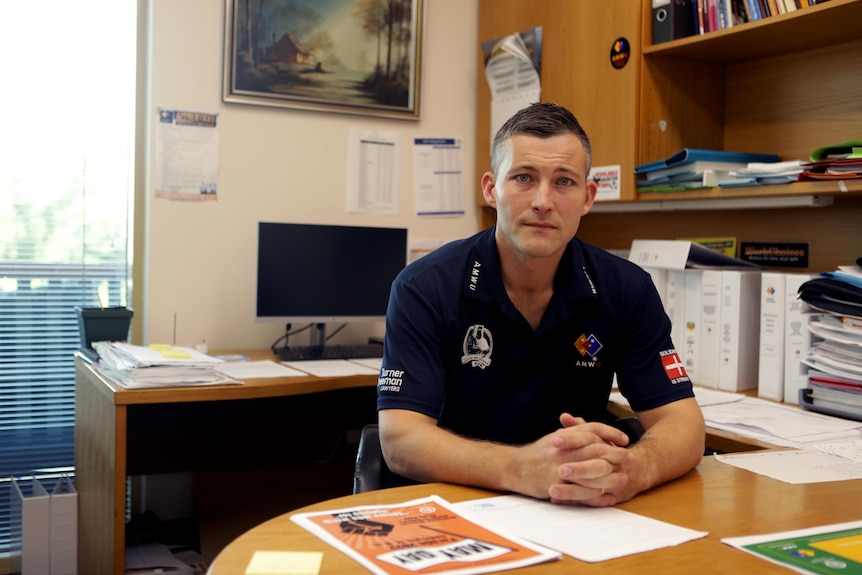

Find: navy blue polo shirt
377;227;693;445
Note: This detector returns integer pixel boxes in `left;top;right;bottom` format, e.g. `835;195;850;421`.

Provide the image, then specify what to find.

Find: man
378;102;704;506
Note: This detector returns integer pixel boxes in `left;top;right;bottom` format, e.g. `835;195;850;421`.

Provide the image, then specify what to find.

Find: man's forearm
627;400;705;495
381;418;520;492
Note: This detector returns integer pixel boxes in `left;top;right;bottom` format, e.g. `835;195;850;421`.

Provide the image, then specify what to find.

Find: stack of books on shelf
94;341;240;388
652;0;824;45
796;264;862;421
635;148;781;192
628;239;765;393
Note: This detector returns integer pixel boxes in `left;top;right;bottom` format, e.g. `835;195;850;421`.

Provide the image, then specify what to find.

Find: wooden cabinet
475;0;641;229
476;0;862;272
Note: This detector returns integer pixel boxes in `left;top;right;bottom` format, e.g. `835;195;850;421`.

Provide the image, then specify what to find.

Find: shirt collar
463;228;600;304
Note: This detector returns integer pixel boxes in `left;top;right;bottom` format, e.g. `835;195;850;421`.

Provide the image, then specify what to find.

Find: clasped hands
520;413;635;507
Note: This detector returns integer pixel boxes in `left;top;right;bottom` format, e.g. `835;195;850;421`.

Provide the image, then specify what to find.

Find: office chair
353;424;388;494
352;415;646;494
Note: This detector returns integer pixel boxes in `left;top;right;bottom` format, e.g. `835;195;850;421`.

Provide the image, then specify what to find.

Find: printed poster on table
723;520;862;574
290;495;560;575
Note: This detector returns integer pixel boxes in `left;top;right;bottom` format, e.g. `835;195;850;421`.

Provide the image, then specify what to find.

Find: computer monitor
256;222;408;336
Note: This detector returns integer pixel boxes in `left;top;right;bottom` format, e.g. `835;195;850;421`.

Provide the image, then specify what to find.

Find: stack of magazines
797;263;862;421
94;342;240;388
799;140;862;181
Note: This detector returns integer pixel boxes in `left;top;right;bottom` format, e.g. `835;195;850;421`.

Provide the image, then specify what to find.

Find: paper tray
799;388;862;423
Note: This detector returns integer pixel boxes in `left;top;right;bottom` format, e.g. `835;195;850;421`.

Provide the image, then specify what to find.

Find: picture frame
223;0;423;120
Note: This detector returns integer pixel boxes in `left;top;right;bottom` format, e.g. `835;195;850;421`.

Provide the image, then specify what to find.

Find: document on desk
214;360;307;379
453;495;707;562
701;397;862;447
716;441;862;484
722;519;862;574
283;359;380;378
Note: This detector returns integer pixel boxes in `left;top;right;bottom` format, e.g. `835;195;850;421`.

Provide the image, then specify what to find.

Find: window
0;0;137;562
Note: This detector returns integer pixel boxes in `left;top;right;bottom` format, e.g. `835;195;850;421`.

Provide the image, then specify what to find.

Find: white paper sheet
283;359;380;377
482;32;541;146
345;128;400;215
413;137;465;217
215;360;307;379
715;446;862;484
453;494;707;563
154;109;219;201
701;397;862;446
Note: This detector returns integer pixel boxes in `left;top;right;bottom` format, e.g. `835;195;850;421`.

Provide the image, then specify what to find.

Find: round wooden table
208;456;862;574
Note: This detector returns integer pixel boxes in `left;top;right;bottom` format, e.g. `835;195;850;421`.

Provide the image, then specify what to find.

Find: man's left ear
582;179;599;214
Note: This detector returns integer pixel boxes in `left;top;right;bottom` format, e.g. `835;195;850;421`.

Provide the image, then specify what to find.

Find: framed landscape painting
223;0;423;120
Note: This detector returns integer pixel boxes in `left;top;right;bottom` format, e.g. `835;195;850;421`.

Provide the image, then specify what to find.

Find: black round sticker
610;37;630;70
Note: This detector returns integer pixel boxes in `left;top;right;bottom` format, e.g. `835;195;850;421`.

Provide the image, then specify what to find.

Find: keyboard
274;343;384;362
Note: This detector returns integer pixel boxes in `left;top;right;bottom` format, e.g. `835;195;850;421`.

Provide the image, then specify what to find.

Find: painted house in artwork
267;33;315;65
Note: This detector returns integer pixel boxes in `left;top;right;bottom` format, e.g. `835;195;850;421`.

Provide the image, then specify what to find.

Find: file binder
758;271;787;401
51;475;78;575
698;269;723;389
652;0;696;44
718;270;762;393
12;476;51;575
682;270;703;382
784;274;816;405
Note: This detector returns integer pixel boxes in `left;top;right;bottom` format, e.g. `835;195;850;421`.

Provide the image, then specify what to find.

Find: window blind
0;0;136;559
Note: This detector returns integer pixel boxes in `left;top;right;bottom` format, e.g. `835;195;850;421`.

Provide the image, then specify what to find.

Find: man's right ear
480;172;497;208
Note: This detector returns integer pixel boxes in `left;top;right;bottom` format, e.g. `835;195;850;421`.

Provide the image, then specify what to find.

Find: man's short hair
491;102;593;176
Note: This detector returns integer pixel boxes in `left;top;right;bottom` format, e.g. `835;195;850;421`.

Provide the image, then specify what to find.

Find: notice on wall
154;109;220;201
346;128;400;215
481;27;542;150
590;164;621;202
413;137;465;217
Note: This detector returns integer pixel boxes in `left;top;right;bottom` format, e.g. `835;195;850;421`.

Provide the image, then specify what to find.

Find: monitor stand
309;323;326;347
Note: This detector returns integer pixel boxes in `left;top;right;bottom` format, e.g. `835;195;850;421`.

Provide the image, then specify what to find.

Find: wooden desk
73;351;378;575
75;351;783;575
208;456;862;574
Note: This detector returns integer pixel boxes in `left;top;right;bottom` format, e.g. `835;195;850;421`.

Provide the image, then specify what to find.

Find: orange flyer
290;495;561;575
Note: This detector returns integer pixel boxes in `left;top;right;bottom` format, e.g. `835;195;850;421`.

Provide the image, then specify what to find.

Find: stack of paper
799;139;862;181
635;148;781;191
797;266;862;420
725;160;807;186
94;342;240;388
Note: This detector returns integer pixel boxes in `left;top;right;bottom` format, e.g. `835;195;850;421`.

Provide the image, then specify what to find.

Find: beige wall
144;0;480;350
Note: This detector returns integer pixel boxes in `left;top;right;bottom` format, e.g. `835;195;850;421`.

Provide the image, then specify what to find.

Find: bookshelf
475;0;862;272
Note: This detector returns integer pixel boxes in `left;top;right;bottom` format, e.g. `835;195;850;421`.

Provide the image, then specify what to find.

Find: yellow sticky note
159;348;192;359
149;343;172;350
245;551;323;575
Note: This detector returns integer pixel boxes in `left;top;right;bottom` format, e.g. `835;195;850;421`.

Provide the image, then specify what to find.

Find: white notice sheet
454;494;707;563
346;128;400;215
154;109;219;201
413;137;465;217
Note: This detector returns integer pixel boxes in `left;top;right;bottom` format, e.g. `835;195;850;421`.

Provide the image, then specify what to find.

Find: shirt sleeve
615;272;695;412
377;272;447;419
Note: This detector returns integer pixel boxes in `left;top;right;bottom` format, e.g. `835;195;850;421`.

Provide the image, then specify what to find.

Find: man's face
482;133;597;262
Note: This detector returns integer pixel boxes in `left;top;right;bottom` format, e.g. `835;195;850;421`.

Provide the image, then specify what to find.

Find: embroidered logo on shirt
468;260;481;292
575;333;602;357
660;349;690;384
461;324;492;369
